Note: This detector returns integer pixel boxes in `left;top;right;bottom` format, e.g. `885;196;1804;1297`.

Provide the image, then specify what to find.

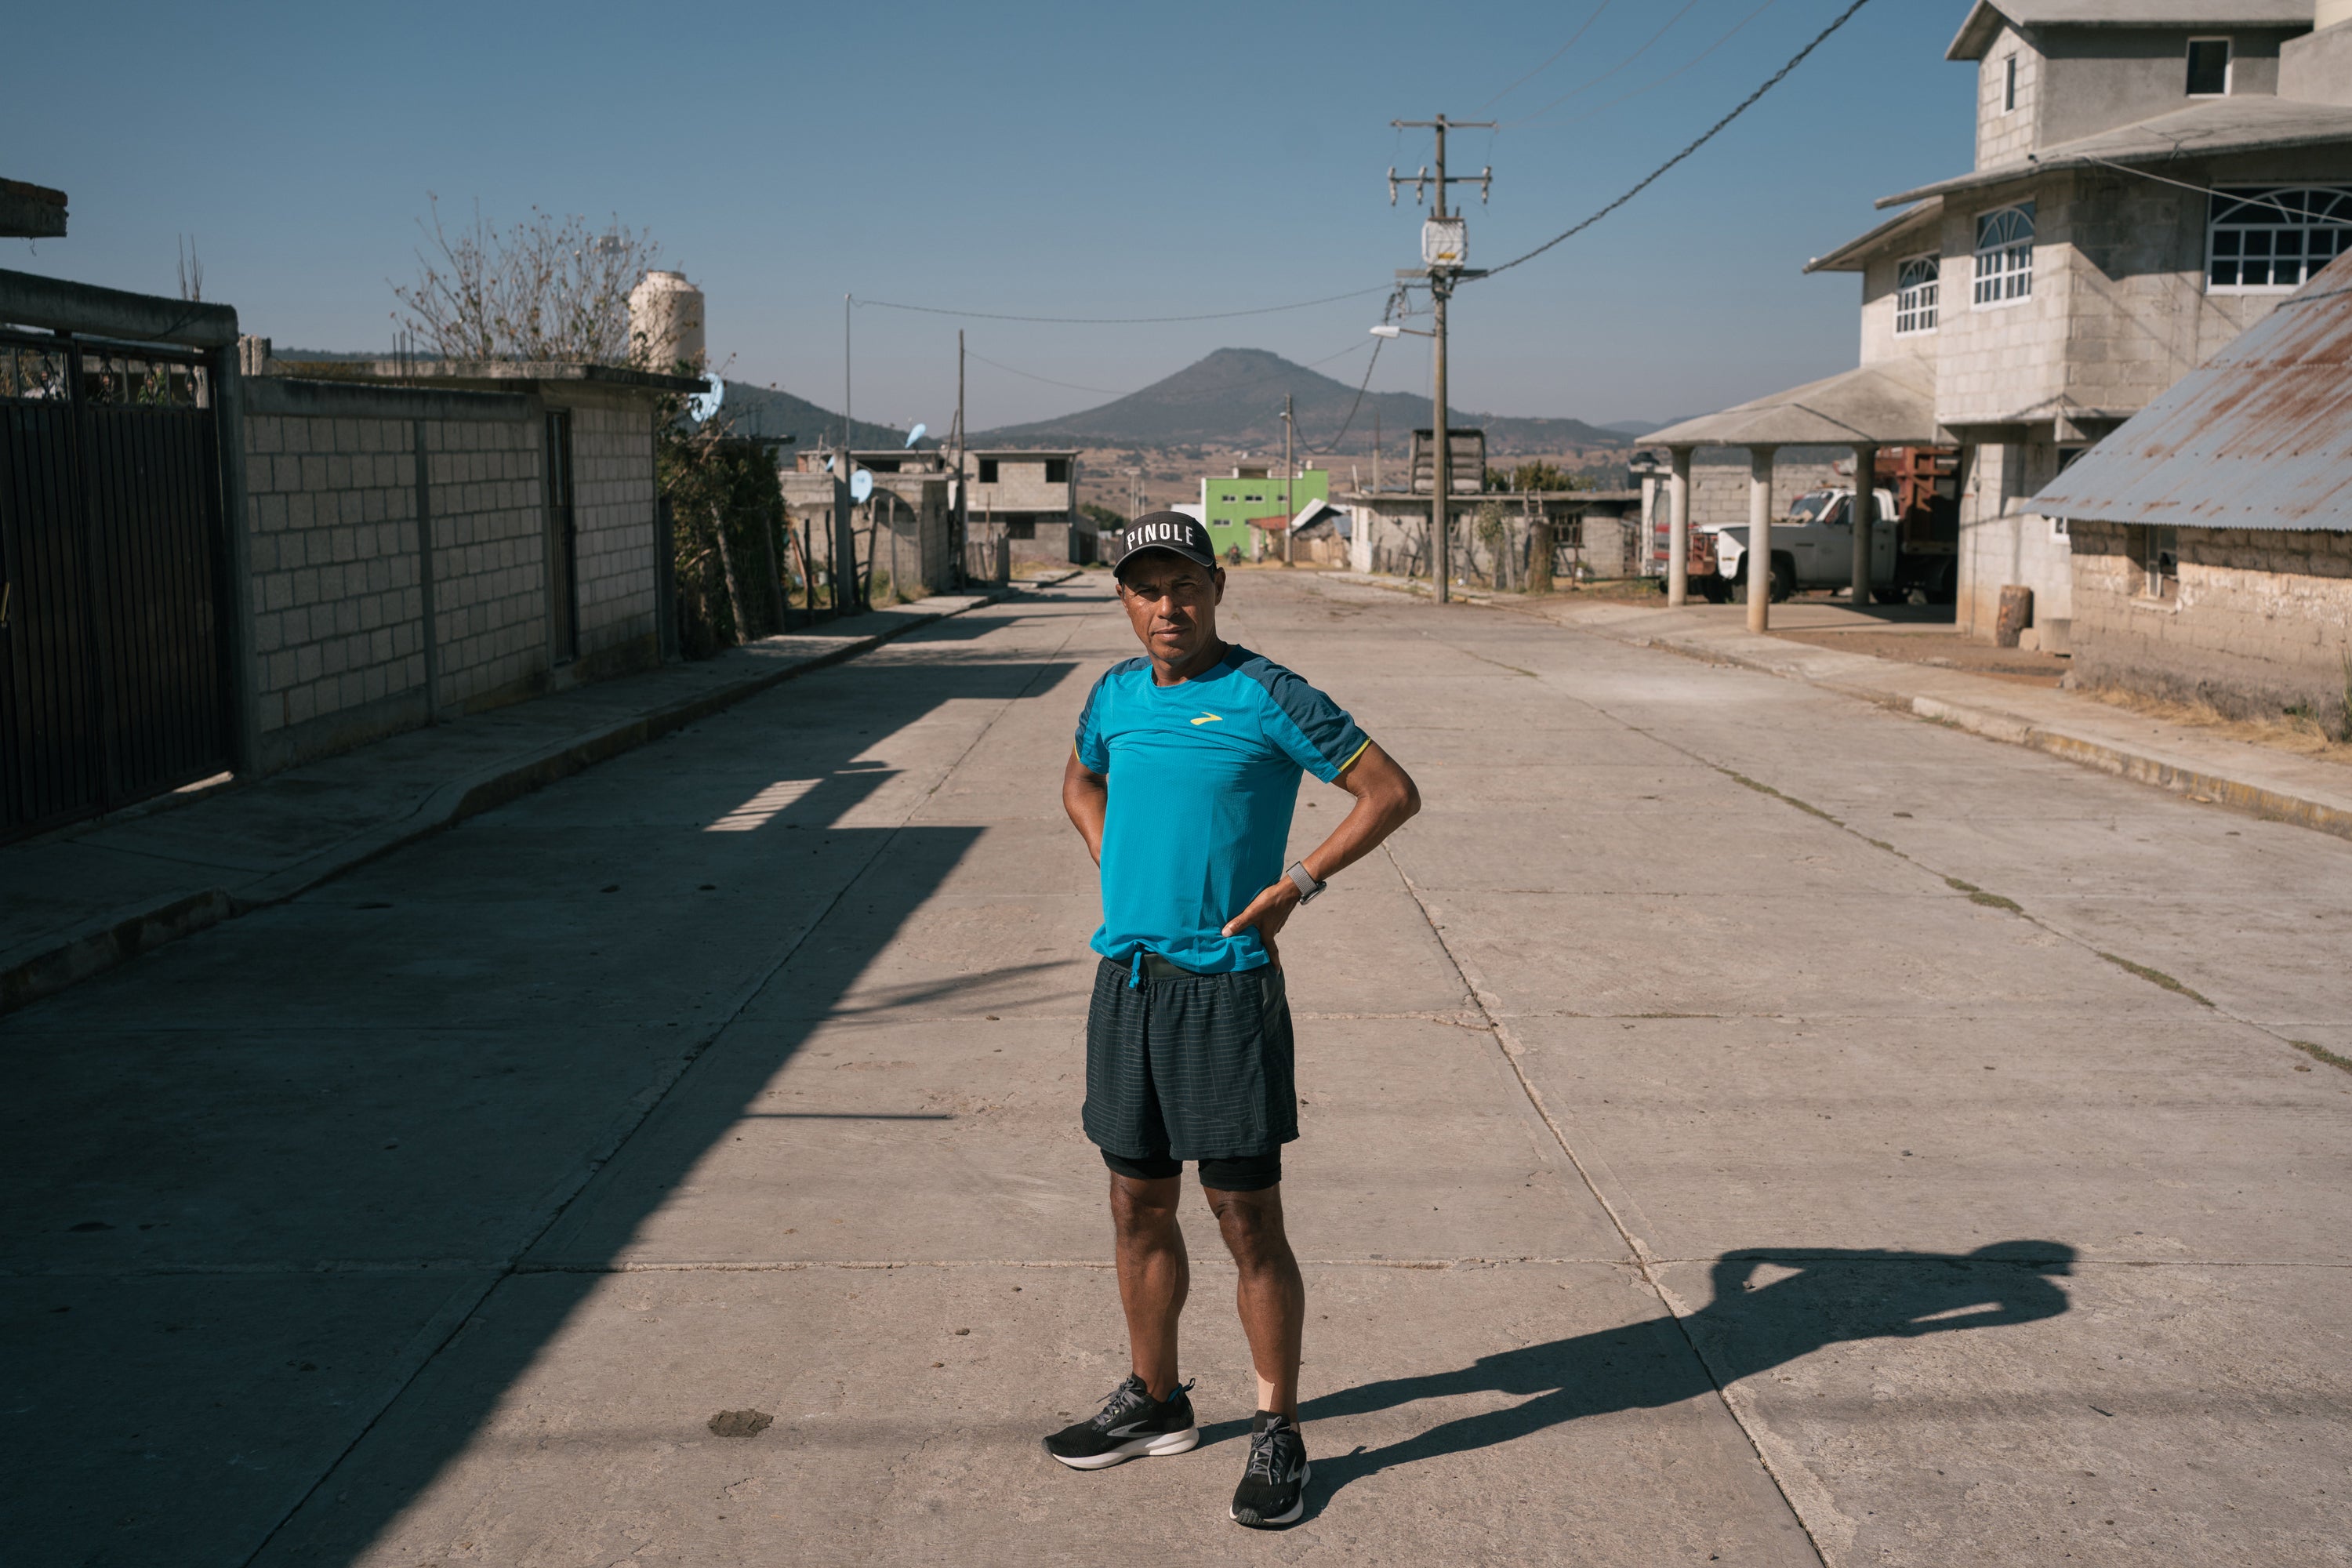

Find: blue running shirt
1075;644;1371;974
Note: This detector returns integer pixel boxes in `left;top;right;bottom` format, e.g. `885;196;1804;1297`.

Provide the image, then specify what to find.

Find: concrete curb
2;578;1069;1017
1578;611;2352;847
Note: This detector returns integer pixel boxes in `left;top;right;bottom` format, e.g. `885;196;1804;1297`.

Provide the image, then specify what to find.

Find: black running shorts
1083;956;1297;1170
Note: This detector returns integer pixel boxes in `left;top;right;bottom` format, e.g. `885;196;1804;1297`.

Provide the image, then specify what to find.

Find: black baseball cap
1116;512;1220;578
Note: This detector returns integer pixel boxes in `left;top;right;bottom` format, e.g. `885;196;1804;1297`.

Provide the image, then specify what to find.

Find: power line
963;350;1131;397
1472;0;1875;281
1530;0;1788;131
1479;0;1614;110
1295;335;1388;455
854;285;1388;326
1500;0;1703;127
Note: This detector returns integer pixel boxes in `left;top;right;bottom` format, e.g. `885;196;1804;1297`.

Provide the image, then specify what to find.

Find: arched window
2208;187;2352;292
1973;204;2034;307
1894;255;1940;336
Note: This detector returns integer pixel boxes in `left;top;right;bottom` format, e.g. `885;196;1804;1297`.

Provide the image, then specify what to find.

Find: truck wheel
1770;555;1798;603
1873;585;1907;606
1725;576;1747;604
1930;561;1958;604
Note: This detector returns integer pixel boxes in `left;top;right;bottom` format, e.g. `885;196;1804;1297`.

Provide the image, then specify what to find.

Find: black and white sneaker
1043;1374;1200;1470
1229;1411;1310;1527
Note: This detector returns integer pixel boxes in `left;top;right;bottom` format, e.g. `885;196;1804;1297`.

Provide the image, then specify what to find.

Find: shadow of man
1294;1240;2074;1503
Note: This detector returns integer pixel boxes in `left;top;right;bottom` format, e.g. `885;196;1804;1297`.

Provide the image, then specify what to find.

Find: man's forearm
1299;789;1413;883
1063;759;1109;865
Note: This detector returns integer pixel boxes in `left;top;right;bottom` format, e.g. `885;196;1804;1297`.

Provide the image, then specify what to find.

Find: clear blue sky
10;0;1975;431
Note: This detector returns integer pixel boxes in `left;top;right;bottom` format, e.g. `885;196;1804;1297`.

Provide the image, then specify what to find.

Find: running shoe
1229;1410;1310;1527
1043;1374;1200;1470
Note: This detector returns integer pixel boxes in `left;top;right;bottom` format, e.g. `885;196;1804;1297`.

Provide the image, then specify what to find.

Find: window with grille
1973;204;2034;307
2208;187;2352;292
1006;518;1036;540
1044;458;1070;484
1894;255;1940;335
978;458;999;483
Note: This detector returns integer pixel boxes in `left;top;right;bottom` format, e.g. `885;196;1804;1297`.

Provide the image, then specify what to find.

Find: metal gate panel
0;333;232;843
85;403;228;804
1;400;100;831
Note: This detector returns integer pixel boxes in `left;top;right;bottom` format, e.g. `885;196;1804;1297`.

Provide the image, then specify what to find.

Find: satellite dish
905;423;927;448
688;374;724;423
822;453;835;473
850;470;874;503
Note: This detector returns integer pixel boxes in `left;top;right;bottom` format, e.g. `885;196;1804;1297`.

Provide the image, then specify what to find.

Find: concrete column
1746;445;1776;633
1666;446;1693;608
1850;444;1878;608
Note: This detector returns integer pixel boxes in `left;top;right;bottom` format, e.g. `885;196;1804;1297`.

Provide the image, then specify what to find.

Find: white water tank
628;270;706;372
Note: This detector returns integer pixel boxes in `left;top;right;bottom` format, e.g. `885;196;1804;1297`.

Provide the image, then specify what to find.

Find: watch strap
1287;862;1326;903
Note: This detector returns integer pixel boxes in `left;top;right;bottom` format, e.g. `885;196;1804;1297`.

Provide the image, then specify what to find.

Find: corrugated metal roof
2032;251;2352;532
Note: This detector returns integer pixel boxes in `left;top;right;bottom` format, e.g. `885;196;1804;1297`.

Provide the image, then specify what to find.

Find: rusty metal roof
2032;251;2352;532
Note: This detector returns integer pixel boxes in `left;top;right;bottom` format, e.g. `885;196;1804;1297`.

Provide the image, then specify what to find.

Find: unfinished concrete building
1653;0;2352;643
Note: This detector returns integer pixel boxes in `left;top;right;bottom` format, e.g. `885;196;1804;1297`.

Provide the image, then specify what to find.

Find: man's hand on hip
1221;879;1302;968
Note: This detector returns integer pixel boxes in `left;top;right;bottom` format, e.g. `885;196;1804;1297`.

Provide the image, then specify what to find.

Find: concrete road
7;572;2347;1566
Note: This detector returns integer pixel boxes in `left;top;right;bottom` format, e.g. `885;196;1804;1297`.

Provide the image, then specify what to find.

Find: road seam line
1380;837;1842;1568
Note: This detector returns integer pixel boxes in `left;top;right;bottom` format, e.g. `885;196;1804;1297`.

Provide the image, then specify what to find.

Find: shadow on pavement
1295;1241;2074;1511
1;599;1085;1566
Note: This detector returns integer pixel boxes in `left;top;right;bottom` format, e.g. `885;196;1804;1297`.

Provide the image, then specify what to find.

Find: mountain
970;347;1625;455
1601;419;1670;437
717;382;923;452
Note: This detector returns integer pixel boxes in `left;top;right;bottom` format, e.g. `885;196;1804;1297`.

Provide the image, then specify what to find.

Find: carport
1648;358;1936;629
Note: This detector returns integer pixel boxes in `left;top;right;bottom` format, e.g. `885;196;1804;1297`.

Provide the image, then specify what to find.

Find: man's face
1116;553;1224;665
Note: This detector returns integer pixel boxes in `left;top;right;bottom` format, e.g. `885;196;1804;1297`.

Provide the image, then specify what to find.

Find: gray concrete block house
1652;1;2352;644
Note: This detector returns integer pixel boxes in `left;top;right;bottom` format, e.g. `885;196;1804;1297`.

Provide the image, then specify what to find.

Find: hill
971;347;1624;456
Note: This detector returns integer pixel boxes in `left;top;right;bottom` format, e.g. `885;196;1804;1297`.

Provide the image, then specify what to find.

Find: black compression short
1102;1146;1283;1192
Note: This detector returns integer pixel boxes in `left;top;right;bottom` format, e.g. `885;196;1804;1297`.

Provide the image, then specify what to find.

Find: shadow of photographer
1293;1240;2074;1504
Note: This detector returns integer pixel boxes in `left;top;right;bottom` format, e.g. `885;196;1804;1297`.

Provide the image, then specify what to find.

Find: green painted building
1199;466;1329;560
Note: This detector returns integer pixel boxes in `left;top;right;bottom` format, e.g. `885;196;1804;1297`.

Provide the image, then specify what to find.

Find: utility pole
1392;115;1492;606
1282;393;1295;567
1373;408;1381;492
955;329;968;591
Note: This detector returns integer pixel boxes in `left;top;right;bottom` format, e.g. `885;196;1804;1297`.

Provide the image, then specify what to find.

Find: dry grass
2079;683;2352;768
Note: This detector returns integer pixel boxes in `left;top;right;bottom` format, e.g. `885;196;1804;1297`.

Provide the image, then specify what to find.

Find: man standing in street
1046;514;1420;1528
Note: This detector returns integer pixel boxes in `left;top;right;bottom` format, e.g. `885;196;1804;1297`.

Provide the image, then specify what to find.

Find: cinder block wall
421;417;546;710
1958;440;2074;635
566;399;659;672
2068;520;2352;720
241;403;434;752
1686;452;1843;528
238;378;662;774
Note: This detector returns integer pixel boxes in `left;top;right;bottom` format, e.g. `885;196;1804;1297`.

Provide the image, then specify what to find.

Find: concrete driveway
7;572;2347;1566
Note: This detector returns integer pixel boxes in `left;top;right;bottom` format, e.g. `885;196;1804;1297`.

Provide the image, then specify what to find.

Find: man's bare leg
1206;1183;1304;1416
1110;1173;1188;1399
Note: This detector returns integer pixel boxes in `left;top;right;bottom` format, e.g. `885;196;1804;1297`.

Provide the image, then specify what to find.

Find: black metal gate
0;330;234;844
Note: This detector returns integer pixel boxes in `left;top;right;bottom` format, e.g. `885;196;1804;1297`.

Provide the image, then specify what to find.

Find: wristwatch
1287;861;1328;904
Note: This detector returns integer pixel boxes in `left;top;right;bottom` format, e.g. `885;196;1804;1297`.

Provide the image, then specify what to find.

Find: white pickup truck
1699;487;1956;604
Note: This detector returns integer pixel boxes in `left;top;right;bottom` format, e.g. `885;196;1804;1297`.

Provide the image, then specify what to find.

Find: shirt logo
1190;711;1222;725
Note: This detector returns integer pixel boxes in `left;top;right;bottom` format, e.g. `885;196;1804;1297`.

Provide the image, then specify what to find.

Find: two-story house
957;448;1088;568
1654;0;2352;641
